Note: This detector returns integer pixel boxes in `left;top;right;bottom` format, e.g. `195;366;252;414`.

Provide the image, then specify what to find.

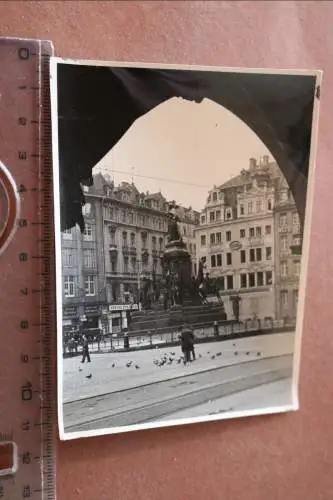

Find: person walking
81;334;91;363
180;324;196;364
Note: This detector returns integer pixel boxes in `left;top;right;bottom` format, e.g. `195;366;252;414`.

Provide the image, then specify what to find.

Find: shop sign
63;305;77;318
63;320;73;326
230;241;242;251
84;304;100;315
108;304;138;312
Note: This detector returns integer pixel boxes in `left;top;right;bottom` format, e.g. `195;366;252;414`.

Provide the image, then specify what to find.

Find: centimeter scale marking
0;39;56;499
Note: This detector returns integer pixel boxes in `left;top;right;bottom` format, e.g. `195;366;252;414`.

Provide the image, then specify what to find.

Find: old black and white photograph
51;59;321;440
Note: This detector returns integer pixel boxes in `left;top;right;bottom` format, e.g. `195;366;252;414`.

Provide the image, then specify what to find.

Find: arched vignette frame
0;161;20;256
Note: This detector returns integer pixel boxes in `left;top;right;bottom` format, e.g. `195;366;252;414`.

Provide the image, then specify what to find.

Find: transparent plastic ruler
0;37;56;499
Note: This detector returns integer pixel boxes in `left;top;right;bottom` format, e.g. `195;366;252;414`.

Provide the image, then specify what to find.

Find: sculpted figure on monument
167;201;182;242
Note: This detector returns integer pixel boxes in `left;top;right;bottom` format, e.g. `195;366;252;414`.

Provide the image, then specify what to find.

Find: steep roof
218;161;283;190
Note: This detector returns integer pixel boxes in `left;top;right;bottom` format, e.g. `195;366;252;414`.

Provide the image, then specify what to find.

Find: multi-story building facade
61;173;201;339
274;176;302;323
195;156;282;321
61;198;108;343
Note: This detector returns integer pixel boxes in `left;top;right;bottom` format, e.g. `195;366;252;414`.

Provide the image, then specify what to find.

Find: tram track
64;354;292;432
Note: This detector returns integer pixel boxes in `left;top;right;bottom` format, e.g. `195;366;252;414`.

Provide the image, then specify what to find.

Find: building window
248;202;253;214
216;232;222;244
124;257;129;273
266;271;273;285
216;254;222;267
104;206;113;220
240;274;247;288
240;250;246;263
201;215;206;224
280;236;288;251
109;229;116;245
159;237;163;250
256;200;263;212
280;190;288;202
111;261;116;272
209;212;215;222
211;255;216;268
265;225;271;235
281;261;288;278
122;231;127;246
240;229;245;238
249;227;255;237
64;276;76;297
226;253;232;265
152;236;157;250
62;228;72;240
226;275;233;290
213;192;217;202
83;249;96;268
256;248;262;261
210;233;216;245
121;210;126;222
267;199;272;211
63;249;73;267
293;289;299;307
249;249;255;262
240;204;244;215
201;235;206;247
226;231;231;242
294;260;301;278
280;213;287;226
292;212;300;225
131;233;136;246
219;276;225;290
82;203;92;216
256;226;262;237
216;210;221;221
266;247;272;260
141;232;147;248
248;273;255;287
292;235;301;246
84;276;95;296
280;290;288;308
257;271;264;287
225;209;232;220
83;224;93;241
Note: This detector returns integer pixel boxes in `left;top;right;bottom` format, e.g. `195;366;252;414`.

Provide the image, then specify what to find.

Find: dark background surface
1;2;333;499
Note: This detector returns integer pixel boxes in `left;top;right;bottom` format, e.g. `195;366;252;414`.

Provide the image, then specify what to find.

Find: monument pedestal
128;238;228;336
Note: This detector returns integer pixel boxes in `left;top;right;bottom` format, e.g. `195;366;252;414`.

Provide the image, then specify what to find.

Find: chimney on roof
249;158;257;171
263;155;269;165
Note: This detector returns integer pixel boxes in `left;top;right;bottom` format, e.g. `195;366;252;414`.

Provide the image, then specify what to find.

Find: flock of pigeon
78;343;263;380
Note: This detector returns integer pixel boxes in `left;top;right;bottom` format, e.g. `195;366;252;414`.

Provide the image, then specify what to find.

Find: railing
63;318;295;356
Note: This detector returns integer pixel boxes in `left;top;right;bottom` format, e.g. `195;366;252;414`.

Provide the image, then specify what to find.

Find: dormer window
225;208;232;220
213;192;217;202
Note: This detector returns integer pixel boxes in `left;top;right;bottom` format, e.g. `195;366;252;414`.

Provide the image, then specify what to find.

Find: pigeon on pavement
85;374;92;379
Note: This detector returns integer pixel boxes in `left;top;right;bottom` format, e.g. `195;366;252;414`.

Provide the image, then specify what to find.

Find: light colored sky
93;97;273;211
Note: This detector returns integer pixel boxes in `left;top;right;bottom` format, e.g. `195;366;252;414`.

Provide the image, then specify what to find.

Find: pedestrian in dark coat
81;334;91;363
180;325;196;363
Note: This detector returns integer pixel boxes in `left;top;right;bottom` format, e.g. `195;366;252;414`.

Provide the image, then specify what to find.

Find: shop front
107;303;139;335
62;305;79;341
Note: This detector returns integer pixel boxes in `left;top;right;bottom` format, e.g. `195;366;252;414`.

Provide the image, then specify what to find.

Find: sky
93;97;273;211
